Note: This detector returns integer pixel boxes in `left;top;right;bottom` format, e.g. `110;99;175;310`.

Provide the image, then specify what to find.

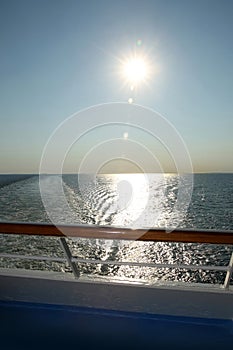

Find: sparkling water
0;173;232;284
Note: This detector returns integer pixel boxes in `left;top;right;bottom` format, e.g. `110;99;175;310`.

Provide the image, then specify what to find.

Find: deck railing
0;222;233;289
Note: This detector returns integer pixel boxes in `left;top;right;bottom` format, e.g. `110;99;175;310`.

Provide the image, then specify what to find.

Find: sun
121;56;149;88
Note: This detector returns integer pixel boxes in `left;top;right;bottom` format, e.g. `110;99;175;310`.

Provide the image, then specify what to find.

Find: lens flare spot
128;97;133;104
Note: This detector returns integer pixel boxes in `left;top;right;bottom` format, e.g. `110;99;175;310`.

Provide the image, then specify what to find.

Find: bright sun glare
122;56;149;87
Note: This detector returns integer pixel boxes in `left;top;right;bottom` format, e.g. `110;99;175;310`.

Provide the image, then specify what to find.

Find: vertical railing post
59;237;80;279
223;251;233;289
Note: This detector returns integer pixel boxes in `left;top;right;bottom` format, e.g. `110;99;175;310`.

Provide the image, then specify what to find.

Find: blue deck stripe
0;300;232;350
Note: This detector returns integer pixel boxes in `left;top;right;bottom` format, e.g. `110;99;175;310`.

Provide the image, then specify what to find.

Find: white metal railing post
223;251;233;289
59;237;80;279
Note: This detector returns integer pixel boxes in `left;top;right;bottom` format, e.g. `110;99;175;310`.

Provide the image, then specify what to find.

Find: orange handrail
0;222;233;244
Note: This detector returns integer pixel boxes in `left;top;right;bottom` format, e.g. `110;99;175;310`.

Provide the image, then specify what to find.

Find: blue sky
1;0;233;173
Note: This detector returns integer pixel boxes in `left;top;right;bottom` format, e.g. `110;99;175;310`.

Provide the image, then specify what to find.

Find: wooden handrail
0;222;233;244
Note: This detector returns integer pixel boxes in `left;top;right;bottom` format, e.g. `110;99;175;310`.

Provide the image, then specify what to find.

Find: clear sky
0;0;233;174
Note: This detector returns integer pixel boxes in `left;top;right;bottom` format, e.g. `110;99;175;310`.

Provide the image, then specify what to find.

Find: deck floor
0;300;232;350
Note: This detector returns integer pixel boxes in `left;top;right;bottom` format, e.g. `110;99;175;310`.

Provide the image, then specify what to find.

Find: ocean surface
0;173;232;284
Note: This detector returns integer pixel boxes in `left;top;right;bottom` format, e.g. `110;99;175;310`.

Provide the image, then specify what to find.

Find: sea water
0;173;232;284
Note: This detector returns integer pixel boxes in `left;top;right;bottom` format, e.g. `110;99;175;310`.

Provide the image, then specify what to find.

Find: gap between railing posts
0;222;233;287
